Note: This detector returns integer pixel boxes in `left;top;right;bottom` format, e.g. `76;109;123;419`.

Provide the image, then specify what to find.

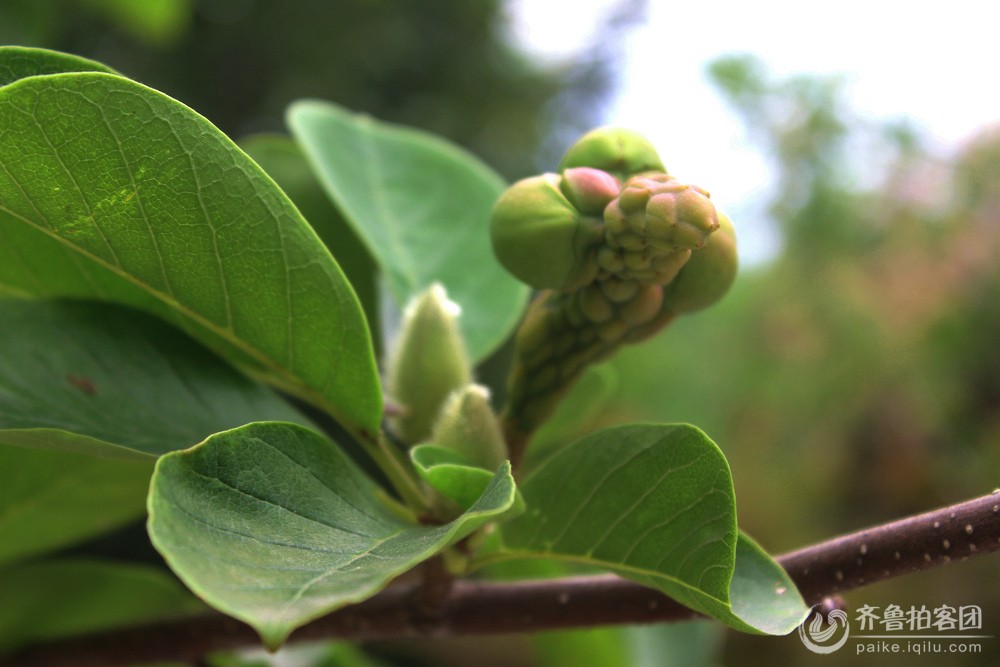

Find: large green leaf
241;135;379;347
492;423;808;635
0;558;203;654
0;299;313;562
0;65;380;436
0;446;152;566
0;299;312;459
287;101;528;361
0;46;115;86
148;422;517;649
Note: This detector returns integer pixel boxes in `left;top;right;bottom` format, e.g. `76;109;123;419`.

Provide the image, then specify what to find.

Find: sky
506;0;1000;263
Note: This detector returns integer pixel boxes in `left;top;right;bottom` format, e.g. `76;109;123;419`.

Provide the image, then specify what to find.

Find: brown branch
780;488;1000;601
5;491;1000;667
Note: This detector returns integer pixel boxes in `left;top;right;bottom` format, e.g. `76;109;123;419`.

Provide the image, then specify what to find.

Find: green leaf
148;422;517;649
0;69;380;436
493;423;808;635
287;101;529;361
0;46;116;87
0;558;203;655
0;299;313;459
241;135;379;344
0;446;152;565
410;444;496;509
0;299;314;563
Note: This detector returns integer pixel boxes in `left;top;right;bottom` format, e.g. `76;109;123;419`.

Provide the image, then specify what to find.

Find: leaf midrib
0;201;345;425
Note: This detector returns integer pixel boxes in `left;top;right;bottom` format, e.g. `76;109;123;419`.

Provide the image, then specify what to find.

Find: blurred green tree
588;53;1000;666
0;0;630;179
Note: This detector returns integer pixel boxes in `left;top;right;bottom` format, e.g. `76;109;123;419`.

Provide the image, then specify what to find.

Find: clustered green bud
387;283;471;445
661;211;738;315
490;173;604;291
505;282;673;430
491;128;738;437
601;174;719;285
558;127;665;181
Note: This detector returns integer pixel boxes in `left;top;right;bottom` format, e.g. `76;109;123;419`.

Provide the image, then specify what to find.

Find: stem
361;430;435;515
6;491;1000;667
779;488;1000;602
283;396;435;515
500;409;530;472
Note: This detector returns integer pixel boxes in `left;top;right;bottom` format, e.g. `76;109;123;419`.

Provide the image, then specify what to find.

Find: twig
5;491;1000;667
780;488;1000;602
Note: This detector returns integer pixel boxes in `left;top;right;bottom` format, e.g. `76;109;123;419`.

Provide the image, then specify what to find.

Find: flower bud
559;167;621;216
602;175;719;285
558;127;666;182
429;384;507;470
387;284;472;444
490;174;604;291
608;175;719;248
661;212;738;314
619;284;664;327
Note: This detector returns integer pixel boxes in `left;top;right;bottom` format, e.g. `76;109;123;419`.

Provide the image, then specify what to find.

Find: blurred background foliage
3;0;999;665
0;0;621;179
599;53;1000;667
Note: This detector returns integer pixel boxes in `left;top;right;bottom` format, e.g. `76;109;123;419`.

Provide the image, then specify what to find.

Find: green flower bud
387;283;472;444
597;318;628;342
429;384;507;470
598;276;639;302
596;246;626;274
558;127;666;182
577;284;614;323
619;284;664;327
490;173;604;291
661;212;738;314
651;249;692;284
606;174;719;249
559;167;621;216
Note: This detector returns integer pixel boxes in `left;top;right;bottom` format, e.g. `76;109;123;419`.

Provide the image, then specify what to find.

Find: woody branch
5;490;1000;667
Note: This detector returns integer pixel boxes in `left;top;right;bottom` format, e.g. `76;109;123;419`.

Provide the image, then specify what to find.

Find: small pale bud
661;212;738;314
650;249;691;284
577;284;614;323
429;384;507;470
644;183;719;249
619;284;664;327
558;127;666;182
559;167;621;216
610;175;719;251
387;284;472;444
598;277;639;302
490;173;603;291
